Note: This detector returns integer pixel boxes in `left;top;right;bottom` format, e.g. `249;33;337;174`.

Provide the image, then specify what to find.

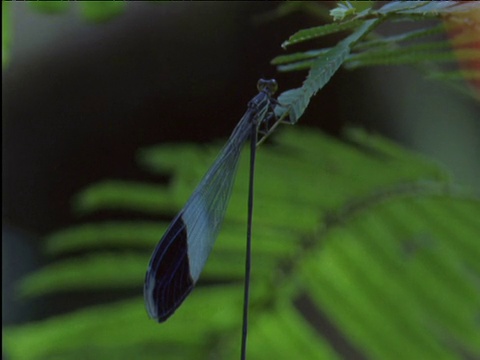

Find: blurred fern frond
5;127;480;360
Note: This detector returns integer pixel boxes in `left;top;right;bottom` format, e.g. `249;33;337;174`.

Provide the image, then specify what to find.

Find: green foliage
27;1;125;20
27;1;70;14
77;1;126;22
5;126;480;359
18;253;147;298
73;181;178;215
280;19;365;48
274;18;380;123
272;0;480;123
4;2;480;360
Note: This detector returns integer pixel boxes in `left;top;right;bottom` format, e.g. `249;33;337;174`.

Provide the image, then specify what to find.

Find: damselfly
144;79;279;358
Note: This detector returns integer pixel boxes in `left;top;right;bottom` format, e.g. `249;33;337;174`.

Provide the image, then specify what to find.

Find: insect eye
257;79;278;94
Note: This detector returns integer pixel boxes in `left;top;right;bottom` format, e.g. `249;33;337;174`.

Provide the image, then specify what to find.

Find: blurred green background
3;2;479;360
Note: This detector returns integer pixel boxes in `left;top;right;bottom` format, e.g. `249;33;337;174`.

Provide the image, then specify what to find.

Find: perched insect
144;79;279;322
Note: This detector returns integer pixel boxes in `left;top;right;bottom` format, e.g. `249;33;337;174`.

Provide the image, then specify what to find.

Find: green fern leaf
18;253;148;297
271;49;328;66
281;19;364;49
275;19;379;123
347;46;479;69
5;126;479;360
44;222;168;255
354;24;446;51
393;1;475;16
376;1;426;14
73;180;180;214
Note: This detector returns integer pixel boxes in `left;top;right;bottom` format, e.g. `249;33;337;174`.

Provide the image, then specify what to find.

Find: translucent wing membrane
144;82;275;322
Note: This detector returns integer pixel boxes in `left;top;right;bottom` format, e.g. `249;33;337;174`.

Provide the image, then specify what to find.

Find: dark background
3;1;479;327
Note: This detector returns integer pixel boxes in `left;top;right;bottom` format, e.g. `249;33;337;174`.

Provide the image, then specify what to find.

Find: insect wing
144;118;251;321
